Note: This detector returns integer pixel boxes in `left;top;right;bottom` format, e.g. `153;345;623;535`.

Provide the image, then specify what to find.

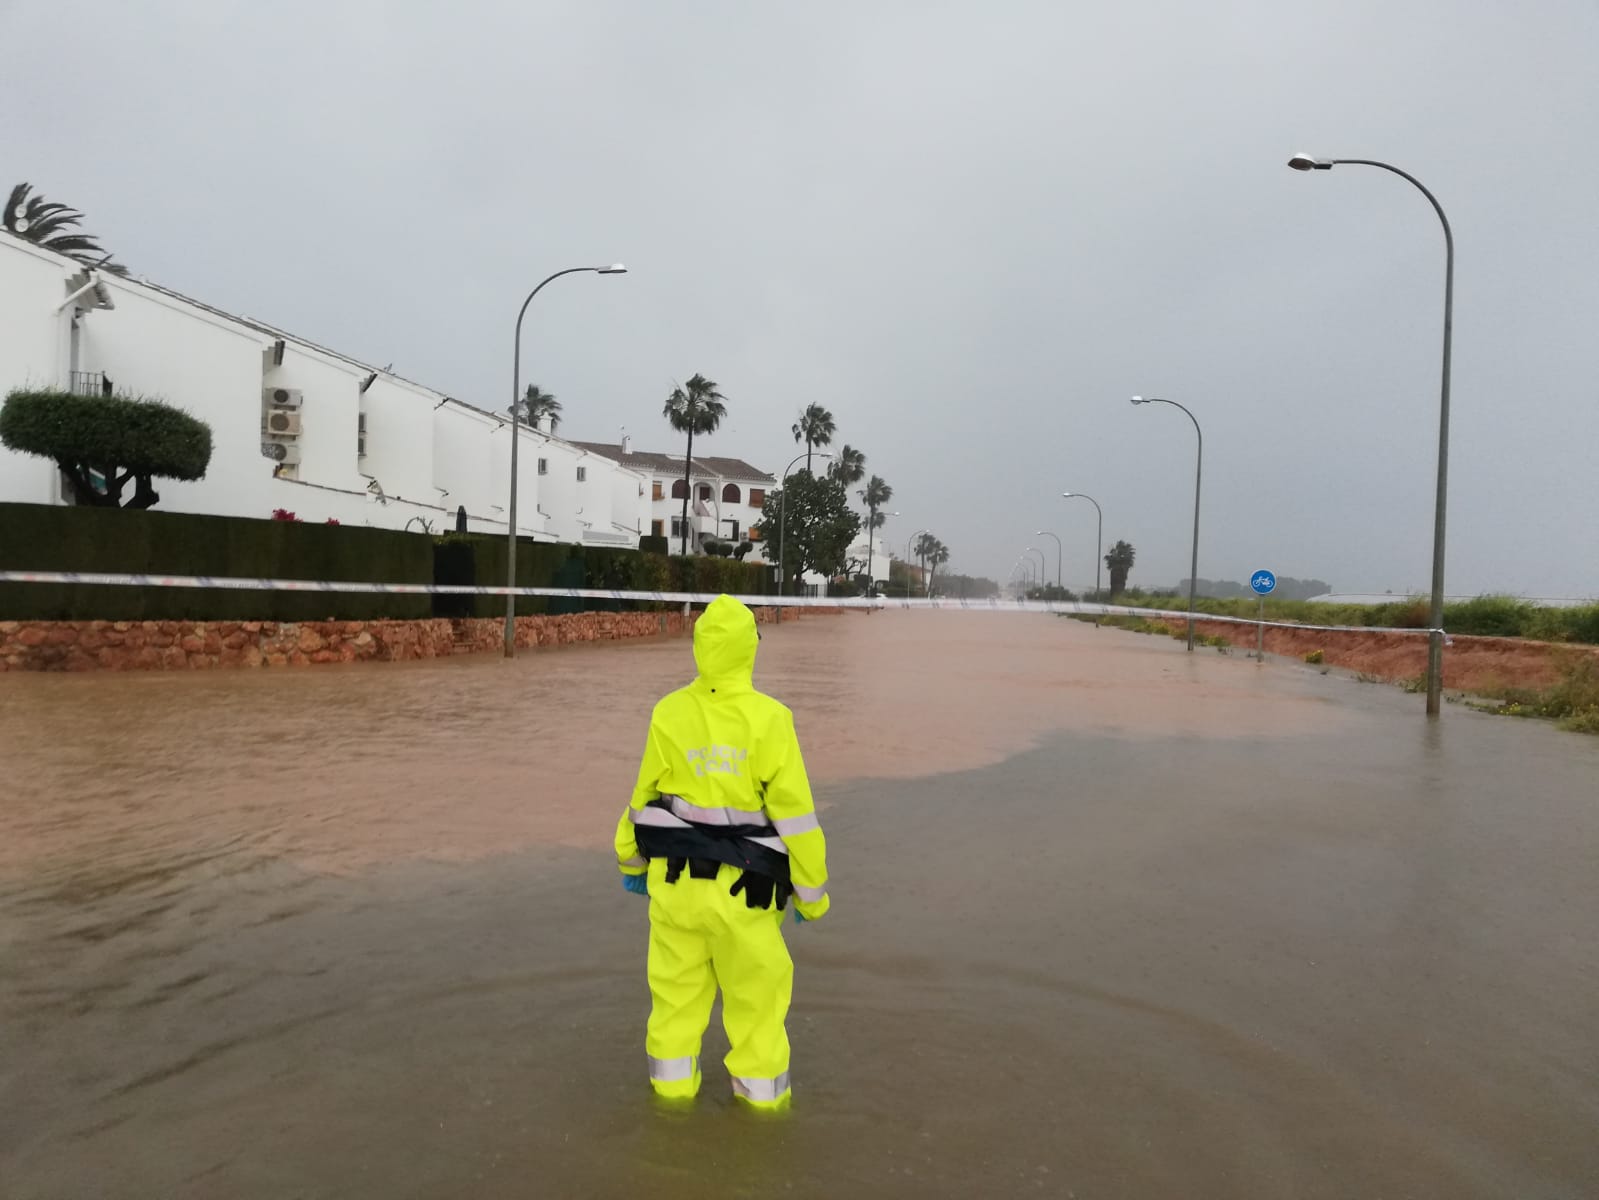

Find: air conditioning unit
263;410;302;436
261;441;301;465
264;386;303;408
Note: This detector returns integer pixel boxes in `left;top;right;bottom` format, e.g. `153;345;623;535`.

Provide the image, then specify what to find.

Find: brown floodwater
1;613;1596;1197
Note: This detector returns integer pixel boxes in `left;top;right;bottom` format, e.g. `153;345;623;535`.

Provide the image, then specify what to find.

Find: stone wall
0;604;820;672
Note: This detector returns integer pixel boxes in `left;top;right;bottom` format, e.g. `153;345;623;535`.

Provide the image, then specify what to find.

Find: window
671;478;689;500
576;466;587;482
652;481;664;501
670;517;688;539
724;519;740;541
748;526;763;541
750;488;766;509
651;519;664;537
357;412;367;459
722;483;741;504
537;458;548;476
697;484;712;501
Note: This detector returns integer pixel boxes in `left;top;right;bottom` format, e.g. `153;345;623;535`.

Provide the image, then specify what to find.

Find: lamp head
597;263;628;274
1130;396;1149;405
1287;154;1331;172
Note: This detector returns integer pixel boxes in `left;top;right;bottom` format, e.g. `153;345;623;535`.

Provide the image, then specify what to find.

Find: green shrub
1481;654;1599;735
1443;595;1535;638
1304;649;1325;664
1;389;213;509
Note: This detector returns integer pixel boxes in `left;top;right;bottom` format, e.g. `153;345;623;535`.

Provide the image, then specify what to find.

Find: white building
0;231;647;545
570;441;776;558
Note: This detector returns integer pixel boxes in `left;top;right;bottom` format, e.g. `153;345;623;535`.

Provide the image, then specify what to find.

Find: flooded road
2;613;1596;1197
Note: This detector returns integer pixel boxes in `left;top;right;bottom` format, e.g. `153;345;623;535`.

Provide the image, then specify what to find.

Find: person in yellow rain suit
615;594;830;1109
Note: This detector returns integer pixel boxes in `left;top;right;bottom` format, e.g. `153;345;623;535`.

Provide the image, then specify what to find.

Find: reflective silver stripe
731;1071;791;1103
648;1054;697;1082
619;856;647;868
793;882;828;904
631;806;693;828
665;794;771;828
746;835;790;855
771;812;821;837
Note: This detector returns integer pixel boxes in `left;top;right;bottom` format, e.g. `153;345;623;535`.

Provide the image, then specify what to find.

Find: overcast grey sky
5;0;1596;596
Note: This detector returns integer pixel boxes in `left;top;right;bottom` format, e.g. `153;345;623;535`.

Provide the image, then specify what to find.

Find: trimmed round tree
0;388;213;509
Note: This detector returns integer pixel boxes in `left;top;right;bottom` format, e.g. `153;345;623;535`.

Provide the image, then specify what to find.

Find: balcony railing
70;371;107;397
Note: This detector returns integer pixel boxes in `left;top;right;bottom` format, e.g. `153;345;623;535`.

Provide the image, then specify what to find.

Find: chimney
622;434;632;456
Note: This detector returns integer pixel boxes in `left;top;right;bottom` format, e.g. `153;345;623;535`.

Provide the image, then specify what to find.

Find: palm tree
663;374;728;554
927;539;950;596
515;384;561;432
4;182;127;275
791;403;835;473
828;443;866;486
1104;540;1136;595
858;474;893;588
913;531;938;595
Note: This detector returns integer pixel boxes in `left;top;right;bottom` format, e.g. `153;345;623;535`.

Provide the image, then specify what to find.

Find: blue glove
792;908;807;924
622;874;649;897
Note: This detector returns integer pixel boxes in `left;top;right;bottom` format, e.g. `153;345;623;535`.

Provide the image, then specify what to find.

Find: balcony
70;371;108;397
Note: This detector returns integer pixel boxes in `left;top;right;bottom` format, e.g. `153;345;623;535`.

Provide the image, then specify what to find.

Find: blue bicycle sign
1250;570;1277;596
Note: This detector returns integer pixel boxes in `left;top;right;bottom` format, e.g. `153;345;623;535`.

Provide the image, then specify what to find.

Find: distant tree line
1179;576;1331;601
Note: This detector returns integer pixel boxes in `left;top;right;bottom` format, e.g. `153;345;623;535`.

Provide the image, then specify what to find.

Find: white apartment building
570;442;776;558
0;231;647;544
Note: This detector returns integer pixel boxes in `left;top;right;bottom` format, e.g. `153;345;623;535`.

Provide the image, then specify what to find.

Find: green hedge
430;535;771;618
0;502;430;621
0;503;777;624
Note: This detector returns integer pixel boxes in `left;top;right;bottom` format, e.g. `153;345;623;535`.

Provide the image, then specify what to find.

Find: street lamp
776;451;832;596
1061;492;1103;600
504;263;627;658
1015;557;1035;595
1025;546;1047;584
1130;396;1202;651
1034;530;1062;591
1288;152;1454;717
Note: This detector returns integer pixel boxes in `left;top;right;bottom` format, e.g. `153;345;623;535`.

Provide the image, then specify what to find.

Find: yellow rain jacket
615;596;831;920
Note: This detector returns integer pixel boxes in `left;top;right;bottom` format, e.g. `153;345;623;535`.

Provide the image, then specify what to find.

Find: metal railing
70;371;106;397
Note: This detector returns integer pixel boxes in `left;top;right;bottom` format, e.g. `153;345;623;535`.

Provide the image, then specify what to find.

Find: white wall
78;277;277;520
0;236;72;504
432;404;501;530
356;373;437;508
607;464;646;542
0;235;646;548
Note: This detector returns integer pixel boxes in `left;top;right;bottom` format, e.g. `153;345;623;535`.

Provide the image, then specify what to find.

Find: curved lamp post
1130;396;1202;651
776;451;831;596
1288;153;1453;717
504;263;627;658
1025;546;1047;585
1034;530;1062;591
1060;492;1103;601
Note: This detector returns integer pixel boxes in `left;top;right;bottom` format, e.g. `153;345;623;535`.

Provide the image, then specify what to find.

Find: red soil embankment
1182;615;1596;694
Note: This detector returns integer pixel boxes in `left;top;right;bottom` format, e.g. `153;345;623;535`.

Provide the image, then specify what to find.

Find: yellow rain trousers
616;594;830;1108
642;858;793;1106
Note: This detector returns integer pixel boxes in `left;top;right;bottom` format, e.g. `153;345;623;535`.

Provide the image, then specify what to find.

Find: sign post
1250;569;1277;661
